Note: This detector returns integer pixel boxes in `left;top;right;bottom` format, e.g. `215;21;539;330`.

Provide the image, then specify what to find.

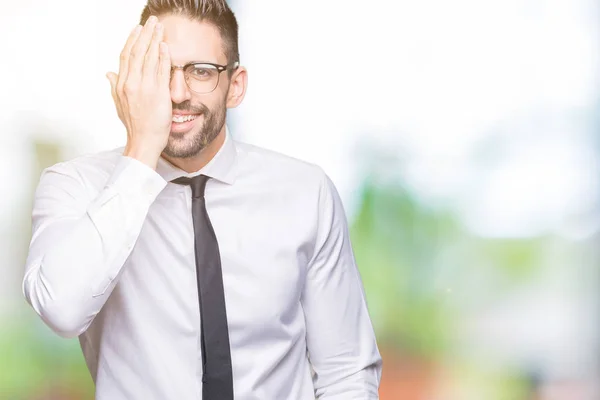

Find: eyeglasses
171;61;240;94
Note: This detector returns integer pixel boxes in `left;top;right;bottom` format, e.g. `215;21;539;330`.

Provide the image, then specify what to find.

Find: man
22;0;382;399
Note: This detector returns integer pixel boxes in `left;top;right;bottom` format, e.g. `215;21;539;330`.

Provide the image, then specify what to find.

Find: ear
226;65;248;108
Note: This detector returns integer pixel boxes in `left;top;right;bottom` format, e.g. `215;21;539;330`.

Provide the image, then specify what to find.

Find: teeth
172;114;198;123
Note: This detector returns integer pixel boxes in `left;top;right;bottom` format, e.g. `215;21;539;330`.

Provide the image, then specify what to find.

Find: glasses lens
184;64;220;93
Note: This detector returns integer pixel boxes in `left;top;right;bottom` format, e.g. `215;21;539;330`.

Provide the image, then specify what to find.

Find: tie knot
171;174;210;198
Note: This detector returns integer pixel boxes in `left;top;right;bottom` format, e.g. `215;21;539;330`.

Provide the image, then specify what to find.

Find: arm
23;17;175;339
22;157;166;338
302;172;382;399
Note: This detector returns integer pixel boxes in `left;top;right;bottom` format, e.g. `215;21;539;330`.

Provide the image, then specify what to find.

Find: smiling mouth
172;114;200;123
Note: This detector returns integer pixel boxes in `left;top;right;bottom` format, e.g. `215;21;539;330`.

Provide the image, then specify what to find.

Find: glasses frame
170;61;240;94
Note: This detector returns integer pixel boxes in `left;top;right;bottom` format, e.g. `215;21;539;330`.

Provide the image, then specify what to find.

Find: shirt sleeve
302;171;383;399
22;156;167;338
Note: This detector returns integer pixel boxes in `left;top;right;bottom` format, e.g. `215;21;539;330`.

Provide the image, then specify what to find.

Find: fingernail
149;16;157;23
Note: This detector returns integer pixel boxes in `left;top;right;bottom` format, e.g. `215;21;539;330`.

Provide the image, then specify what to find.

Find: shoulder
233;140;328;190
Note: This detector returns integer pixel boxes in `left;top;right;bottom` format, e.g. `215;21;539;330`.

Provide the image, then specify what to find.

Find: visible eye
193;68;209;76
186;64;218;81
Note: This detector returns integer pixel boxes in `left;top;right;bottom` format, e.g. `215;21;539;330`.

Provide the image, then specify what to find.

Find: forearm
308;300;382;399
23;156;166;338
315;365;381;399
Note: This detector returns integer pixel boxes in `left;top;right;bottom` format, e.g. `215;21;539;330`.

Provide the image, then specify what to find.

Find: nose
170;69;192;104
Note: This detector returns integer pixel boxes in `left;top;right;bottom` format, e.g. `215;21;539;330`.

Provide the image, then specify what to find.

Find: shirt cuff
107;156;167;200
86;155;167;249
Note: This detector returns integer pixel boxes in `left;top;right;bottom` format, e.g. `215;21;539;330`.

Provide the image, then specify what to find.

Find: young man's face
160;14;232;159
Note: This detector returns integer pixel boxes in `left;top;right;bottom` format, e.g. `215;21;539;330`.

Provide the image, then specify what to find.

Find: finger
143;22;163;78
128;16;158;82
158;42;172;86
117;25;142;90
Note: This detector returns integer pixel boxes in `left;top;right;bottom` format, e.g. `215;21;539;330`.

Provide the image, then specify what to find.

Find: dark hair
140;0;239;65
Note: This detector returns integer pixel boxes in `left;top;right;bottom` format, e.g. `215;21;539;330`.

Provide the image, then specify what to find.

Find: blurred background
1;0;599;399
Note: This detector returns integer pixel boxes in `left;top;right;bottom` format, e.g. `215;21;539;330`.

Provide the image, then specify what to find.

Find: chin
165;132;207;159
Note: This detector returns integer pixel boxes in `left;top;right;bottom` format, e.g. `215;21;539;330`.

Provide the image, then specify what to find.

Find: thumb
106;72;118;100
106;72;118;84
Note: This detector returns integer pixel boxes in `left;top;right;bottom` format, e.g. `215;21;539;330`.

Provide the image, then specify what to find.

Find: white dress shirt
23;128;382;400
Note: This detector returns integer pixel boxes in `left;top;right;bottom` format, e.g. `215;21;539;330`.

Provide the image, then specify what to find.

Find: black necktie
172;175;234;399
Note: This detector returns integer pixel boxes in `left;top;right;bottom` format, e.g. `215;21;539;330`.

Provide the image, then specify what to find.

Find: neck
162;127;227;173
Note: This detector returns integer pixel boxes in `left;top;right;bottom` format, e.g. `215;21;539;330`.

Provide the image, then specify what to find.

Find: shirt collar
156;126;237;185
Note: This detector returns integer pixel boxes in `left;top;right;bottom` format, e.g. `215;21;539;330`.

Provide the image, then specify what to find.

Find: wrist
123;142;162;170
